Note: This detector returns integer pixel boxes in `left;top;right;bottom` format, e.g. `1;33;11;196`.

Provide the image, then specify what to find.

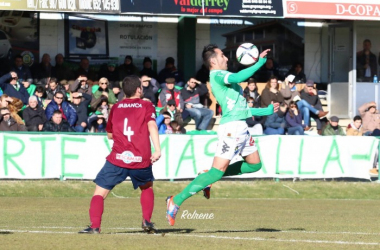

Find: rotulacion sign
0;133;376;180
284;0;380;20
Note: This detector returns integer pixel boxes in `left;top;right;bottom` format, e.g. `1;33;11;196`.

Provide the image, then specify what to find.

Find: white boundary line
0;227;379;246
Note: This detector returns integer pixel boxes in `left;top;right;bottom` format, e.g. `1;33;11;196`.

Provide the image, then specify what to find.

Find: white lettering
93;0;101;10
118;103;142;108
58;0;67;9
356;5;365;15
374;6;380;16
181;210;215;219
103;0;110;10
336;4;344;15
49;0;57;8
68;0;76;9
366;5;373;15
336;4;380;16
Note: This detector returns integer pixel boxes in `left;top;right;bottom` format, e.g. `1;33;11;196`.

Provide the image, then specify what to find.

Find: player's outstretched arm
227;49;271;84
250;103;275;116
148;120;161;163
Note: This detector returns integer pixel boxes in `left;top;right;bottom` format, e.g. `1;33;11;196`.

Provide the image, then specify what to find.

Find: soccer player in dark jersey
79;75;161;234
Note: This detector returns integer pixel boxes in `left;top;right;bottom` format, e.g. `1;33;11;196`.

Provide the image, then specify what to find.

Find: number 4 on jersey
123;118;134;142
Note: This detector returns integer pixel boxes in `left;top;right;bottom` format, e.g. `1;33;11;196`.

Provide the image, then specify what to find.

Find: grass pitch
0;180;380;249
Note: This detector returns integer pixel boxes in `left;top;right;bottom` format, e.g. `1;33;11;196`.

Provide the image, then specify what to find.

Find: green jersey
209;57;266;124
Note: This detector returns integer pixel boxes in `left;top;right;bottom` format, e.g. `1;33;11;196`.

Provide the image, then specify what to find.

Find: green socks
172;162;262;206
223;161;262;177
173;167;224;206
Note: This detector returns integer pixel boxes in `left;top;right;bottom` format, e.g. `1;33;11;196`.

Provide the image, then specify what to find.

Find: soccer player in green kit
166;44;275;226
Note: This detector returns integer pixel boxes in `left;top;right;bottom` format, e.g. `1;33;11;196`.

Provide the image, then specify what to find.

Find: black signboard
121;0;283;17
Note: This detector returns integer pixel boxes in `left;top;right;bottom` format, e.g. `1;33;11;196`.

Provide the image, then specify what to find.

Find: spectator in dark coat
285;101;305;135
75;58;98;86
51;53;75;82
0;107;27;131
32;53;53;83
43;110;75;132
157;57;184;87
98;62;120;87
243;78;260;107
254;58;282;82
141;75;159;105
45;77;67;101
285;62;306;84
0;71;30;105
71;92;91;132
140;57;157;79
118;55;139;80
11;55;33;85
45;91;77;127
23;96;47;131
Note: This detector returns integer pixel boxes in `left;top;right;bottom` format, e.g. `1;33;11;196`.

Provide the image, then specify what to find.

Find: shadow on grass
109;228;196;235
0;231;13;234
197;228;282;234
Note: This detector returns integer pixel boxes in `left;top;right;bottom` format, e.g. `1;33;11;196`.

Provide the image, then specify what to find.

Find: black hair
122;75;141;98
353;115;362;122
162;111;171;117
35;86;45;93
202;44;219;69
14;54;23;60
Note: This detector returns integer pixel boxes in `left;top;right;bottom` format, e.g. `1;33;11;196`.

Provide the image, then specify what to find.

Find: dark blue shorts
94;161;154;190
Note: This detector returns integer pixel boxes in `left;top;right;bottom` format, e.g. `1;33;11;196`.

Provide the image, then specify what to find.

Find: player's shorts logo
221;141;230;154
116;151;142;164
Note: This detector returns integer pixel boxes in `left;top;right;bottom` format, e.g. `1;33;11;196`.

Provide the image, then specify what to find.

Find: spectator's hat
166;78;175;84
125;55;133;61
108;62;116;67
306;79;314;87
167;99;176;106
143;57;152;64
330;116;339;122
248;78;256;84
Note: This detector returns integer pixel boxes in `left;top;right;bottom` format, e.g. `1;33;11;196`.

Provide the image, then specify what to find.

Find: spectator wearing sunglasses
0;71;30;105
0;107;27;131
181;77;213;130
92;77;117;106
45;91;77;127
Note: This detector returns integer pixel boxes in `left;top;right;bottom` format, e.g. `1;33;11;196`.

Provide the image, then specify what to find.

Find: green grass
1;180;380;249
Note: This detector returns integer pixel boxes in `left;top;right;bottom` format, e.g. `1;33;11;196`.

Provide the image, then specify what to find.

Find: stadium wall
0;133;376;180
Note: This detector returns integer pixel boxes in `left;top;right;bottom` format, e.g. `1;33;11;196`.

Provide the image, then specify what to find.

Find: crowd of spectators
0;53;378;138
0;53;213;134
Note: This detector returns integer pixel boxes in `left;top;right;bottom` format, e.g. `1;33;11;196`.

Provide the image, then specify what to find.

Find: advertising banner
0;0;120;13
284;0;380;20
0;133;376;181
121;0;283;17
108;21;158;65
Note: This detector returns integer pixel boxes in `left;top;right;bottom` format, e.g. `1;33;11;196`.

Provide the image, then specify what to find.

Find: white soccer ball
236;43;259;65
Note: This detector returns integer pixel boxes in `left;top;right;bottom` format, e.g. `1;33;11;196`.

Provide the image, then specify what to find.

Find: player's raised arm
148;120;161;163
227;49;271;84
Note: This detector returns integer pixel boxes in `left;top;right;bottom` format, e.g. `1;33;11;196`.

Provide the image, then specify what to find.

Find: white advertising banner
0;134;377;180
108;21;158;65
